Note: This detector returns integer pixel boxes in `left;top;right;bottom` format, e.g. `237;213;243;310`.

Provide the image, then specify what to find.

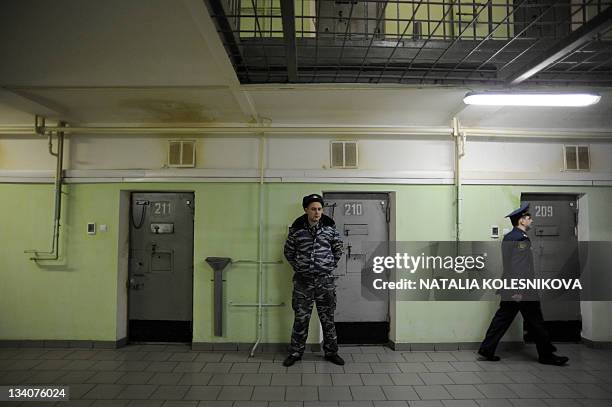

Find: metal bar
442;0;530;79
419;2;490;82
506;4;612;84
214;268;224;336
280;0;298;81
354;0;391;82
333;0;356;82
205;0;246;72
250;0;272;81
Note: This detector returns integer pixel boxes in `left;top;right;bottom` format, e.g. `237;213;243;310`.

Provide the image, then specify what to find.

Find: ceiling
0;0;611;133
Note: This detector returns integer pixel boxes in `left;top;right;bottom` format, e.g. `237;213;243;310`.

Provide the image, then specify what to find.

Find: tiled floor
1;343;611;407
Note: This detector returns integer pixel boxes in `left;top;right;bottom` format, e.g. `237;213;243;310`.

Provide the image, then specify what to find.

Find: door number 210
344;202;363;216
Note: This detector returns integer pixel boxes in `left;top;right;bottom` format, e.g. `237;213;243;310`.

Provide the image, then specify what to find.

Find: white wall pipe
250;134;266;357
1;125;611;139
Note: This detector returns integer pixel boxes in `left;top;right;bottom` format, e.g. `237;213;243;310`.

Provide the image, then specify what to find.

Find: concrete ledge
191;342;321;352
582;337;612;349
388;341;524;351
0;338;127;349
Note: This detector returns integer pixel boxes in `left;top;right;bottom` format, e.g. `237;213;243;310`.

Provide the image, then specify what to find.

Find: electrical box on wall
490;225;499;239
87;222;96;235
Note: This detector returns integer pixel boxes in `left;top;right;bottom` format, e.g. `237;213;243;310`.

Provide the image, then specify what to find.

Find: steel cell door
323;192;390;324
129;192;194;325
521;193;581;341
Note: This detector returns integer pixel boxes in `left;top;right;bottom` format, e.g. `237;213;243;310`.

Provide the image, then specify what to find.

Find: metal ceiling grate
205;0;612;85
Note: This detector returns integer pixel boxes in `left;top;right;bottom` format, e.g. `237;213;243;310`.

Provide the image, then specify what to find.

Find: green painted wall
1;182;611;344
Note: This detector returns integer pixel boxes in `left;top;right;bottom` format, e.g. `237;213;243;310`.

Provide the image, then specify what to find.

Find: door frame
117;190;195;345
322;190;397;343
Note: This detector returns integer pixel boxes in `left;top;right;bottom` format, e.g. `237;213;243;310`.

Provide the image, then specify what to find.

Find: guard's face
304;202;323;223
519;215;533;230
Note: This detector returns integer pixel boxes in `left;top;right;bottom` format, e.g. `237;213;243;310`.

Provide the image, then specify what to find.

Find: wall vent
330;141;358;168
168;140;196;168
564;145;590;171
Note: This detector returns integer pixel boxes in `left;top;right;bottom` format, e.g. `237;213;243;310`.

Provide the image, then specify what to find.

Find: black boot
282;355;302;367
324;354;345;365
539;354;569;366
478;349;501;362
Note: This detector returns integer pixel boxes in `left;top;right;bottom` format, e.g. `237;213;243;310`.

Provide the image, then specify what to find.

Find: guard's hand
511;293;522;301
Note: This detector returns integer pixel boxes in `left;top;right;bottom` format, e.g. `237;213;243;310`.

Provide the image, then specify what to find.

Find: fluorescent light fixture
463;92;601;107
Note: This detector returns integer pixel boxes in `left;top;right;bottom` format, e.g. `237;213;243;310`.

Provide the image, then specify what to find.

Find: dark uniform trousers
288;274;338;357
480;300;555;357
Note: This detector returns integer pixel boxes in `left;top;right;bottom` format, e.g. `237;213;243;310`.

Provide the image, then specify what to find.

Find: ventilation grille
564;145;590;171
330;141;358;168
168;140;196;168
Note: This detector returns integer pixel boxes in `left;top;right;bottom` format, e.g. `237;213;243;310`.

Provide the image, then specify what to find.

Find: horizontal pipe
1;125;611;139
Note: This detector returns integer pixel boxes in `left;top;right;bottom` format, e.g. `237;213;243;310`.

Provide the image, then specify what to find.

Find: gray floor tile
503;372;542;384
414;385;453;400
475;400;514;407
361;373;394;385
126;401;164;407
194;353;223;363
116;361;151;372
504;384;550;399
445;385;486;399
168;352;197;362
233;402;269;407
89;400;130;407
447;372;483;385
115;384;157;399
371;363;402;374
231;363;261;373
408;401;445;407
87;371;126;384
272;373;302;386
252;385;286;401
352;355;381;363
117;371;154;384
350;385;386;401
202;363;233;373
149;385;190;400
241;373;272;385
208;373;243;385
442;401;479;407
398;363;429;373
285;386;319;401
475;384;518;399
147;372;184;385
419;373;455;385
344;364;374;374
428;353;458;362
268;402;305;407
332;374;364;386
318;386;352;401
388;372;425;386
143;352;171;362
176;372;212;385
302;374;333;385
381;385;420;400
160;401;199;407
535;383;582;398
173;362;205;373
374;402;409;407
507;399;549;407
450;362;482;372
216;385;254;400
403;353;433;363
82;384;126;400
182;385;222;400
316;362;346;374
567;383;612;399
60;370;97;383
475;373;514;384
339;402;374;407
146;362;179;372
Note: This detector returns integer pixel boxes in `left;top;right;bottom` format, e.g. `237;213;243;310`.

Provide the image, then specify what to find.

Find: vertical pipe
250;133;266;357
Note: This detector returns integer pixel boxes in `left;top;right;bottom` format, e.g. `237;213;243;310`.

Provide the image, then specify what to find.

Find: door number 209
534;205;553;217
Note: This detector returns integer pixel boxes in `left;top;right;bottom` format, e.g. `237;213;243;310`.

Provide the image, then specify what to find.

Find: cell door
324;192;390;344
521;193;581;342
128;192;194;342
